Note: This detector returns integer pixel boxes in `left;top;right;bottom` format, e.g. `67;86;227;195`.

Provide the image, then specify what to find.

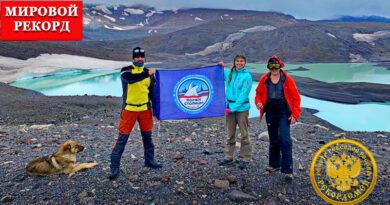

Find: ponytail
228;67;235;83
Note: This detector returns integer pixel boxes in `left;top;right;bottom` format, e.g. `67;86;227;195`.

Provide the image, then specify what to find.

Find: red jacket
254;70;301;121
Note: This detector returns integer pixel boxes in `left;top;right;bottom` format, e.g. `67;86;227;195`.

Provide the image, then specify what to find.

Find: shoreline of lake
8;68;390;105
375;61;390;70
3;56;390;105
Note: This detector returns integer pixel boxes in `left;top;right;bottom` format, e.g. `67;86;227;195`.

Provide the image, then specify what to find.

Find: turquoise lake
11;63;390;132
247;63;390;84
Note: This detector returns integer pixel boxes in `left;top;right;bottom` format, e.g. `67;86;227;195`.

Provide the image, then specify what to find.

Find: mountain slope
1;6;390;65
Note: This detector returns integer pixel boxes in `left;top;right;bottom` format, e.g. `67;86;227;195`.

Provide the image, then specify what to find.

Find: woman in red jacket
254;55;301;180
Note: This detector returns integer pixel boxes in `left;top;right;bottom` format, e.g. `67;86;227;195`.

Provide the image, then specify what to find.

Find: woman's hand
224;108;231;116
256;102;263;110
217;60;226;68
289;116;297;124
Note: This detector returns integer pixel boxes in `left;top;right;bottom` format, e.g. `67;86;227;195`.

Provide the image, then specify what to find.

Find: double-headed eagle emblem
326;152;362;191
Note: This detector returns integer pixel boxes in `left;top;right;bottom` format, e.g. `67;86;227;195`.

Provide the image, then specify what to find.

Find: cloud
83;0;390;20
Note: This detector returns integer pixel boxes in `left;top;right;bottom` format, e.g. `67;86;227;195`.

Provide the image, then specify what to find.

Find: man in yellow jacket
109;47;162;180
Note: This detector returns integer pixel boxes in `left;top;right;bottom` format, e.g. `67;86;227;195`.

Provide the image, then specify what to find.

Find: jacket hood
269;55;285;68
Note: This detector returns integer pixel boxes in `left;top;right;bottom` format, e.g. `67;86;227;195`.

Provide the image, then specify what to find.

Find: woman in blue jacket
218;55;253;169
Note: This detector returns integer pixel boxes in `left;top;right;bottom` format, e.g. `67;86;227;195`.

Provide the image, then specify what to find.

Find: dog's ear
66;144;72;151
59;141;72;152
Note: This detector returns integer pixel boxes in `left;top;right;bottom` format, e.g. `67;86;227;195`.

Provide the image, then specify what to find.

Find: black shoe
238;161;249;170
145;161;162;169
218;159;234;166
266;166;280;172
108;167;120;180
284;173;293;181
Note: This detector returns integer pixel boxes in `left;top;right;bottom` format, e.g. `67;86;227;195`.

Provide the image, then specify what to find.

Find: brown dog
26;140;98;176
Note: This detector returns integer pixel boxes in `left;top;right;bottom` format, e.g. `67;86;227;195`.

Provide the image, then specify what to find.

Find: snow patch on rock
0;54;161;83
124;8;145;15
104;25;122;30
327;33;337;39
240;25;276;33
194;17;204;21
225;32;246;42
92;5;112;15
353;30;390;46
104;25;139;31
83;17;91;25
187;25;276;56
103;15;116;22
146;10;156;17
0;54;127;83
349;53;367;63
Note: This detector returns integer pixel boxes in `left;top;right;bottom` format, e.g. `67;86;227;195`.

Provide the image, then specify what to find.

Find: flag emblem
173;75;213;114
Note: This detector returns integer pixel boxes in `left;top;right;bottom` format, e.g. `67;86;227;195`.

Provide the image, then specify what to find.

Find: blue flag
154;65;225;120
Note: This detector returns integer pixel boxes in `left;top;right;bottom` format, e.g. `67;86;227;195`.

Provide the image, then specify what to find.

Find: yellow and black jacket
120;65;155;111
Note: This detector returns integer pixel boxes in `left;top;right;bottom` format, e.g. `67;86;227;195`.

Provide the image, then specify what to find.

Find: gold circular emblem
310;139;378;205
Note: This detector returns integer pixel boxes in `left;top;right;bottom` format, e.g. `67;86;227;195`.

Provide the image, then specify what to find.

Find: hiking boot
145;161;162;169
218;159;234;166
142;132;162;169
108;167;120;180
266;166;280;172
238;161;249;170
284;173;294;181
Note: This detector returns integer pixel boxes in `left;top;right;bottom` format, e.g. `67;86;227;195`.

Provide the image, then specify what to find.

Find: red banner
0;0;83;40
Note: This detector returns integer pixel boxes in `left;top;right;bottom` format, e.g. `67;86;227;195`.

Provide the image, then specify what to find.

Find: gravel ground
0;83;389;205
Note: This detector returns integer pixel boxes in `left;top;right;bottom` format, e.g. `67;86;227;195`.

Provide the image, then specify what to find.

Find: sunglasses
134;49;145;53
267;63;280;70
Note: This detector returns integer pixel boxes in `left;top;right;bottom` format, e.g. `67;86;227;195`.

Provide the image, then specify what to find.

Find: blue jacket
224;67;253;112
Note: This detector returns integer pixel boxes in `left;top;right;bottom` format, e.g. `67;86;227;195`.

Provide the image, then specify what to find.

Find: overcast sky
83;0;390;20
